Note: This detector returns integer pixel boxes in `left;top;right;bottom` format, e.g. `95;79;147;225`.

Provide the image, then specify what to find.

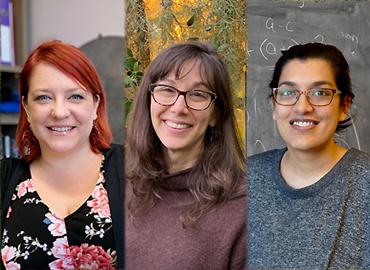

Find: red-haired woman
0;40;123;269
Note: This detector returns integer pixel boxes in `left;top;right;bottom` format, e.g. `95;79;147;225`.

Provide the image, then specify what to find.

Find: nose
51;100;70;118
293;93;314;113
170;94;189;113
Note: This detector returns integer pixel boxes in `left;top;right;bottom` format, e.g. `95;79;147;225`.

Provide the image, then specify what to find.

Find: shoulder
103;144;124;163
1;157;28;177
248;148;284;164
248;148;285;172
346;148;370;167
341;148;370;186
1;157;28;200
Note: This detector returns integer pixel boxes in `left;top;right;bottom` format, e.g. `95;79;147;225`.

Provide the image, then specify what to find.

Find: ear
93;95;100;120
271;99;277;121
339;96;351;122
22;96;30;121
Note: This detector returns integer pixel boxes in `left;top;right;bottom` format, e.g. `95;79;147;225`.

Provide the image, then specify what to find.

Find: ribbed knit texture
247;148;370;269
126;168;246;270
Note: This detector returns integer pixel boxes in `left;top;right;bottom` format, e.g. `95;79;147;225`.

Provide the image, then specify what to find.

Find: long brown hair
126;41;246;226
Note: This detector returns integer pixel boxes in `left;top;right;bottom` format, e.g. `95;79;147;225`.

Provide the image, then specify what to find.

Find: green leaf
186;14;195;26
133;61;140;72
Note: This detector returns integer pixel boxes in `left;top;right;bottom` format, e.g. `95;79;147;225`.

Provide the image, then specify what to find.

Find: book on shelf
0;0;15;66
1;134;19;159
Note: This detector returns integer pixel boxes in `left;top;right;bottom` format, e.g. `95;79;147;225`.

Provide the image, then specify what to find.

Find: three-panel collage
1;0;369;269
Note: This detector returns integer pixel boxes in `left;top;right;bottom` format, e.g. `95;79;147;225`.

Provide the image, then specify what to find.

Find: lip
46;125;76;135
163;119;192;131
289;118;319;129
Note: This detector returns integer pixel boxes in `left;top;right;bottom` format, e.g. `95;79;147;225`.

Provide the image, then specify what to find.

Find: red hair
16;40;112;161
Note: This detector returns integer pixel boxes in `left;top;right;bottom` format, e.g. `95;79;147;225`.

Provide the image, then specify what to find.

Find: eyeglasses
149;83;217;111
272;87;341;106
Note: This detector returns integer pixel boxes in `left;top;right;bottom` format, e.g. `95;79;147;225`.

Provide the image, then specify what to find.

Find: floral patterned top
1;164;117;270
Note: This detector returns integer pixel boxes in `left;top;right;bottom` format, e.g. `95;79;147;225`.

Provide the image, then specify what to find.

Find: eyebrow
278;80;336;88
30;87;86;94
157;80;210;90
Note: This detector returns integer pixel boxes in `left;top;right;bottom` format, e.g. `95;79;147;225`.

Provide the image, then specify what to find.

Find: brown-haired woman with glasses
125;42;246;270
248;43;370;269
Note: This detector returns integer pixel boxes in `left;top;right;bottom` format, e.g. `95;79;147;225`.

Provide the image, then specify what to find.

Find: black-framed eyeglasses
272;87;342;106
149;83;217;111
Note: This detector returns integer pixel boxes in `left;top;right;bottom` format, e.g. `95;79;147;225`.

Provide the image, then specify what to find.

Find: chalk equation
248;16;360;60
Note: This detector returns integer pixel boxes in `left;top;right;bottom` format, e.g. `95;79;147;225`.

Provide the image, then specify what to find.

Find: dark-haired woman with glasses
248;43;370;269
125;42;246;270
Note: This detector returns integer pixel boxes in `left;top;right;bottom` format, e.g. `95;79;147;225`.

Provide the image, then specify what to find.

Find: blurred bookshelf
0;0;28;159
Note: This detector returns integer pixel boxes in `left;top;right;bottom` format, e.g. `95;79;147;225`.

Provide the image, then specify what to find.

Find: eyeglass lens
274;88;337;106
151;84;215;110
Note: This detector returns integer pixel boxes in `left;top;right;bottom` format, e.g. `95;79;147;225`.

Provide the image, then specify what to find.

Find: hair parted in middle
126;41;246;226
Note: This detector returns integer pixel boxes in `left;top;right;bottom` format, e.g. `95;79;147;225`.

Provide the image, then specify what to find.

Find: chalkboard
247;0;370;156
80;36;124;144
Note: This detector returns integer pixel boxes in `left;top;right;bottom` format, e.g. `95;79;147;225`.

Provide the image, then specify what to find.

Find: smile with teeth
48;126;74;133
290;120;318;127
165;120;191;129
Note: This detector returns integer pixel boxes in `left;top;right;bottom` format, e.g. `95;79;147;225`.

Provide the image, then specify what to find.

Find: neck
281;141;347;188
33;146;102;186
165;148;202;174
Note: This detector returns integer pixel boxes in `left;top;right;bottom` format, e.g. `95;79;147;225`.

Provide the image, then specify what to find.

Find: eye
154;86;177;96
277;88;297;97
34;95;52;103
310;88;332;97
188;90;210;101
69;94;84;101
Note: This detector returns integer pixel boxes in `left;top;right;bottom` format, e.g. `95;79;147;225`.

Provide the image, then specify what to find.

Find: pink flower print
50;237;69;259
6;206;12;219
16;179;35;197
49;244;116;270
87;184;111;218
45;213;66;237
4;262;21;270
1;246;20;270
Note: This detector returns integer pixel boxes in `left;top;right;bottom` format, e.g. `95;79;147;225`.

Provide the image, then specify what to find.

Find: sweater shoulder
248;148;284;165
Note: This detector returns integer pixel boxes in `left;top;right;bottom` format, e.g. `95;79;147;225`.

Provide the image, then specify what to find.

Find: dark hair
126;41;246;226
16;40;112;161
269;42;354;132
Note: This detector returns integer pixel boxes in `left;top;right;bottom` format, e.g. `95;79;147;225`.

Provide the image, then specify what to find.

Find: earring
22;128;33;156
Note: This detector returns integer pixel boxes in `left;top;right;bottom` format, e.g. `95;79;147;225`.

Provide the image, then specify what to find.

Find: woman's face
272;58;348;153
150;60;217;163
24;62;99;157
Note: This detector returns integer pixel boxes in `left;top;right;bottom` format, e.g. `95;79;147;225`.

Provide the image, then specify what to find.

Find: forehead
29;62;86;92
279;58;335;86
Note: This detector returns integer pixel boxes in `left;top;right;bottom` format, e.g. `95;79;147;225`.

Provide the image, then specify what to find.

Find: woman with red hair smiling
0;40;123;269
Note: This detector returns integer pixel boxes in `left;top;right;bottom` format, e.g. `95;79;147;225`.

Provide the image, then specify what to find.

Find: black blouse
1;161;117;269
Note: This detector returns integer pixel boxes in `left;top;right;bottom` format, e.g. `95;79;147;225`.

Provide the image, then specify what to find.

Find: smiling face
272;58;348;153
150;60;217;165
24;62;99;157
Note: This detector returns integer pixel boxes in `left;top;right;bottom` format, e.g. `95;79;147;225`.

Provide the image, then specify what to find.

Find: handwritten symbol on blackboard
253;140;267;153
340;32;359;55
299;0;305;9
266;18;276;33
260;38;277;60
266;18;295;33
314;34;325;43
